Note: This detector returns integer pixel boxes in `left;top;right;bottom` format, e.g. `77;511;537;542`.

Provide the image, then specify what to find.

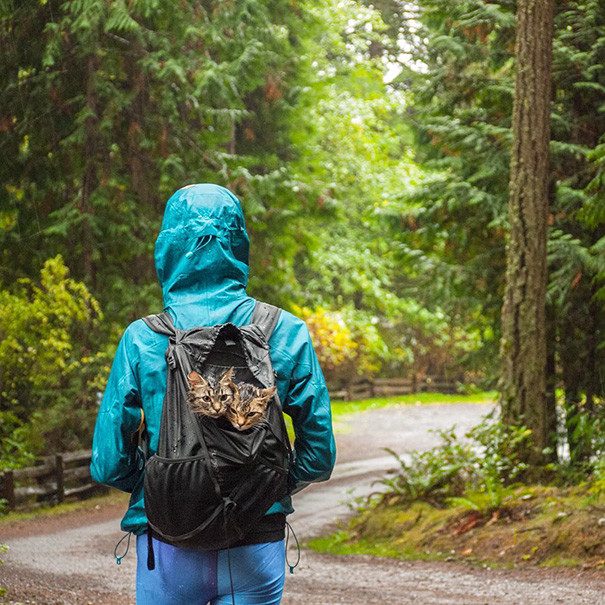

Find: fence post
0;470;15;511
55;454;64;504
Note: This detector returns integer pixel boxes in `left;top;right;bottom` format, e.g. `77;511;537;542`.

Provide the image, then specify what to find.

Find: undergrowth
316;410;605;569
355;409;531;516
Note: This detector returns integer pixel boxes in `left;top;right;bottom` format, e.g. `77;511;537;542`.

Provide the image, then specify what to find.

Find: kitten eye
220;394;229;401
246;411;258;418
202;396;211;402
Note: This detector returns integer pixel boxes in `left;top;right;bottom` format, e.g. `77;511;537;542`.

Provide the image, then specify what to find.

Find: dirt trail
2;402;604;604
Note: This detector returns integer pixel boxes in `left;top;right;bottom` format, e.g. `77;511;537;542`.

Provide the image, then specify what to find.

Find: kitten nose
213;403;222;412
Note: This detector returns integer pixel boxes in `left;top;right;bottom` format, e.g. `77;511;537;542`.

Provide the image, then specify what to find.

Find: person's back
90;183;336;604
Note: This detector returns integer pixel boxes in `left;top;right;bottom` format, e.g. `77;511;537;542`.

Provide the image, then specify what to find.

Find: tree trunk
500;0;554;469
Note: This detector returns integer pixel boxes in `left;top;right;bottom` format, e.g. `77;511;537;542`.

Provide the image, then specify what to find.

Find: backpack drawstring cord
227;546;236;605
285;521;300;574
221;496;236;605
147;523;156;570
114;530;132;565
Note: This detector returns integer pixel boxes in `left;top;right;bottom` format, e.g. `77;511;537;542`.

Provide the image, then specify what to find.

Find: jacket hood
154;184;250;310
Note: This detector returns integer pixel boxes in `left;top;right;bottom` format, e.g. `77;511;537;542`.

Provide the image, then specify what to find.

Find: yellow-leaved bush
292;305;359;375
291;305;390;383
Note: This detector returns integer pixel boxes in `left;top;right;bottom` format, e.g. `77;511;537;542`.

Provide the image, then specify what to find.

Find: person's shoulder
121;316;168;351
268;306;313;345
268;307;323;380
274;307;309;333
123;318;152;339
269;307;314;361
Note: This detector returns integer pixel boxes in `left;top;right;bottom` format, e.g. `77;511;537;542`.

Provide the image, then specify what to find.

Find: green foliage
0;411;36;471
446;481;512;515
292;305;361;376
0;0;313;321
1;0;603;477
373;402;603;514
548;396;605;483
372;0;605;461
376;0;516;384
0;256;110;462
373;412;530;510
294;304;404;378
286;1;484;380
377;438;471;508
464;410;532;487
587;458;605;500
0;0;495;392
0;542;7;596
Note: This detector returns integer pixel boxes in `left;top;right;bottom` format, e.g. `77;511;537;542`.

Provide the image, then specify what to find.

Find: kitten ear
219;367;235;384
188;371;207;386
259;386;276;401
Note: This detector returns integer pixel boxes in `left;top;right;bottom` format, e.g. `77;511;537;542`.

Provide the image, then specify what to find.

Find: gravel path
2;401;605;604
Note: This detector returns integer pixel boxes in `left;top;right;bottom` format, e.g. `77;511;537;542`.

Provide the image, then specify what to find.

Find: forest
0;0;603;485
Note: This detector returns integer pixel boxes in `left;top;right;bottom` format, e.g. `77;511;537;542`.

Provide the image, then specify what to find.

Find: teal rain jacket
90;184;337;535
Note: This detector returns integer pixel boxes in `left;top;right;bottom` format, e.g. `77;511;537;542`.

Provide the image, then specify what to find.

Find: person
90;183;336;604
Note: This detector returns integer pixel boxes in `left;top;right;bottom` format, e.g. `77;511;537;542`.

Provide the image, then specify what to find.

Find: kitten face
225;383;276;431
187;367;239;418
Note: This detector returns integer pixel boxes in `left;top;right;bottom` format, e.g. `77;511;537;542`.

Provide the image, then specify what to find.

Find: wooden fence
0;449;107;512
328;376;459;401
0;376;458;512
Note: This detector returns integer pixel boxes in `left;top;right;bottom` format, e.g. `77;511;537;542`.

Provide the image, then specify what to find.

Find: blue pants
136;532;286;604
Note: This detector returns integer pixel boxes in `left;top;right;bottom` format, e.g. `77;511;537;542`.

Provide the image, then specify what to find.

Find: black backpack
140;301;292;569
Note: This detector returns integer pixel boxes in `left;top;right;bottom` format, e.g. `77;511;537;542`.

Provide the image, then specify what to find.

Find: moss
542;555;583;567
311;484;605;570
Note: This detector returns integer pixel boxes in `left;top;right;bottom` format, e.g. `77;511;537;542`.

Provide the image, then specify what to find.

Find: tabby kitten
187;367;239;418
225;383;276;431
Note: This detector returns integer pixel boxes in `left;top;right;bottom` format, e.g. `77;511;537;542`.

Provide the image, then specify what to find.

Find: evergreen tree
381;0;605;467
0;0;308;322
500;0;555;468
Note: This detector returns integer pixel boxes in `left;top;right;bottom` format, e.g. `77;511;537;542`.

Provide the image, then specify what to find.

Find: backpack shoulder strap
251;301;281;341
142;312;176;337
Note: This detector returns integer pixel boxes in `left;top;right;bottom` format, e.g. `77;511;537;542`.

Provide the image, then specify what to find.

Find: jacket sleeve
280;322;336;495
90;327;144;493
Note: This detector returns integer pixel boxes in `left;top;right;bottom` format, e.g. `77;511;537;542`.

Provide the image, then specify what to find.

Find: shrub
293;304;398;381
372;411;531;513
0;256;110;463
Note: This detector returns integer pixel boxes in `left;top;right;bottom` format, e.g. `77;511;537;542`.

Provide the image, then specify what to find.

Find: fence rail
0;376;459;512
0;450;107;512
328;376;459;401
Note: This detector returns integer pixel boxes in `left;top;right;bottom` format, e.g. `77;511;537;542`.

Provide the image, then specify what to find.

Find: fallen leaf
452;511;483;535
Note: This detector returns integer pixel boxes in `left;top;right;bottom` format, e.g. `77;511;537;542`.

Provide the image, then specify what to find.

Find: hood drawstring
184;234;215;259
285;521;300;574
114;530;132;565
